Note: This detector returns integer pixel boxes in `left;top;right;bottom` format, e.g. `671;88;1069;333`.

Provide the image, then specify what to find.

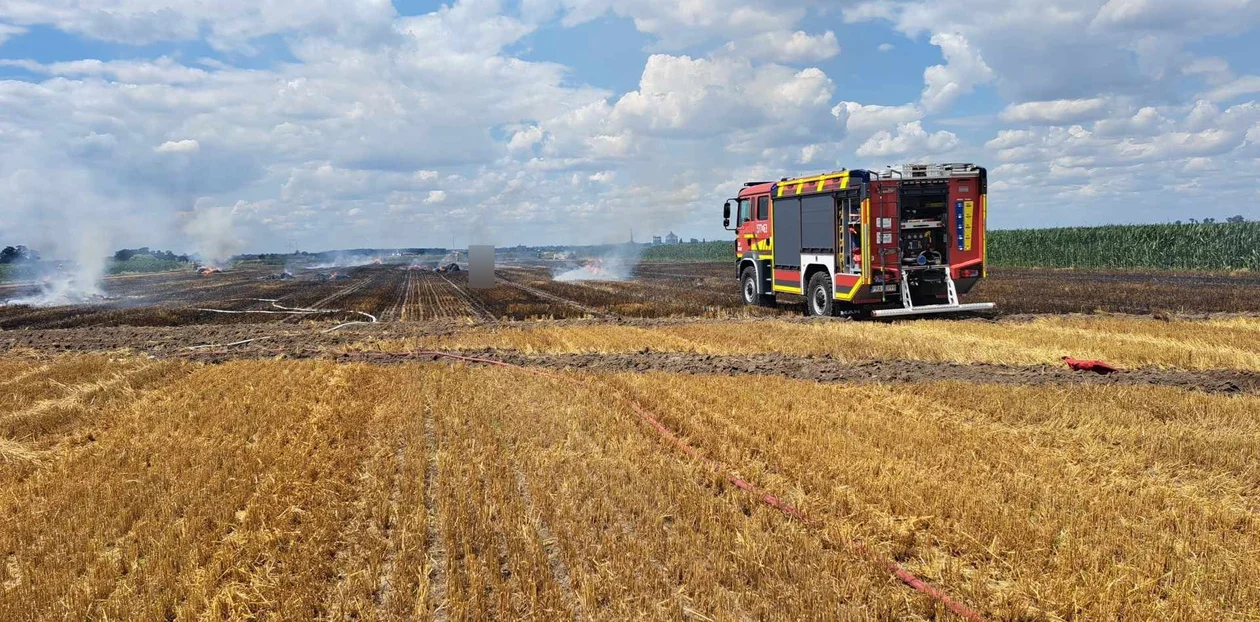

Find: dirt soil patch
6;317;1256;395
308;349;1257;396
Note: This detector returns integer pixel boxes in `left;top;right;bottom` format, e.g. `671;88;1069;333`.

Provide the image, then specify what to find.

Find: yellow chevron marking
835;279;862;301
773;171;853;199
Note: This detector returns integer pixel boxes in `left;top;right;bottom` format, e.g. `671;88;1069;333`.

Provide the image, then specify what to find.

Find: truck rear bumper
870;302;995;318
869;268;995;318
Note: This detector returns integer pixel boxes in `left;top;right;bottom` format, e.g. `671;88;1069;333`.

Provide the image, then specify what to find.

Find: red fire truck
724;163;996;318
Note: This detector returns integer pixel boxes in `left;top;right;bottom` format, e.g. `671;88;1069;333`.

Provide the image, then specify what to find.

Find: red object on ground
1062;356;1120;374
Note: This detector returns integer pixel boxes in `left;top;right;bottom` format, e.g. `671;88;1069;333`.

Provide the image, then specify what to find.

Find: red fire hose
416;350;989;622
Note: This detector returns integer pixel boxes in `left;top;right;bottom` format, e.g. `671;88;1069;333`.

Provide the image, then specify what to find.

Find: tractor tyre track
423;404;449;622
436;274;494;322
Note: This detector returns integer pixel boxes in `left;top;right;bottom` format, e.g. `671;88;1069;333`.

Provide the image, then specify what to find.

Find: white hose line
323;321;370;333
193;304;376;322
268;300;378;322
185;296;378;351
186;337;275;350
194;308;323;315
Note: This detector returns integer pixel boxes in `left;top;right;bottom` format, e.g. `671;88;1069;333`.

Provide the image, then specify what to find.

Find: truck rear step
870;269;995;318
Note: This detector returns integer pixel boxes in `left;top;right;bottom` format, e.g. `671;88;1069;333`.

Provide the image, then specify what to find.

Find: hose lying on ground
195;298;378;323
185;298;377;350
414;350;990;622
185;337;275;351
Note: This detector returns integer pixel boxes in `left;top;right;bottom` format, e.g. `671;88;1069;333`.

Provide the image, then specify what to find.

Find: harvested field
3;260;1259;620
2;355;1259;620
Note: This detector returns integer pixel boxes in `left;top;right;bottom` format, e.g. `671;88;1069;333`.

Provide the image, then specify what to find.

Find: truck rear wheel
806;272;835;317
741;267;774;307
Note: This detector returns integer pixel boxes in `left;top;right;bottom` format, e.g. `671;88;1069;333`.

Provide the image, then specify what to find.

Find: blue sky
1;0;1259;254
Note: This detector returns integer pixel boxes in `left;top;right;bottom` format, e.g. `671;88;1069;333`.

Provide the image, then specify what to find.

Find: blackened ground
1;261;1257;330
966;267;1260;315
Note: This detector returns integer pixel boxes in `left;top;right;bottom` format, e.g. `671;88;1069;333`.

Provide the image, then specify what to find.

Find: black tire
806;272;835;317
740;267;774;307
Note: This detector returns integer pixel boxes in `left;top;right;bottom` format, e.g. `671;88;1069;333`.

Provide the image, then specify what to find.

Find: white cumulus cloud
999;98;1110;125
0;22;25;44
857;121;959;158
832;101;924;138
724;30;840;63
1;0;1259;245
921;32;993;113
155;139;201;154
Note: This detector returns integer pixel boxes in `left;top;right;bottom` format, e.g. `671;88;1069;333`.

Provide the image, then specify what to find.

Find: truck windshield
738;199;753;225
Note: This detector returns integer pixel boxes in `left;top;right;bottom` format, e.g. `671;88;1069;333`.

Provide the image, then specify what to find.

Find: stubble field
2;261;1259;620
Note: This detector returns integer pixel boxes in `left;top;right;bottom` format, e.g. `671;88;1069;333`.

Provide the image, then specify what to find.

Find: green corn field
643;222;1259;270
988;222;1260;271
642;240;734;261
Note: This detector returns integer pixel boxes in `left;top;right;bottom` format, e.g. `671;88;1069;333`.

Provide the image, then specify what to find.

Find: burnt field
0;262;760;330
1;261;1258;331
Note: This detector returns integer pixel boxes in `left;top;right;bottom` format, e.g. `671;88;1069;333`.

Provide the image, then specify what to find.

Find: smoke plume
553;243;642;282
0;163;122;307
306;252;384;269
184;205;242;268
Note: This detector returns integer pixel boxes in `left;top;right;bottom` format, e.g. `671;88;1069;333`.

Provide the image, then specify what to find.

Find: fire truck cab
724;163;996;318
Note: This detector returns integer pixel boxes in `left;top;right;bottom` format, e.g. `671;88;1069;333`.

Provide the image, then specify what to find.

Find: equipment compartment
899;181;950;267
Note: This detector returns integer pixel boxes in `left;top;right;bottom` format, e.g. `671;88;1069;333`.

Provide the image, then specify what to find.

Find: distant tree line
114;248;190;263
1174;215;1247;225
0;245;38;264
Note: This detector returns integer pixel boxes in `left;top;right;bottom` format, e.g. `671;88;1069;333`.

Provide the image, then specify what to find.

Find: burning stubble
553;244;643;282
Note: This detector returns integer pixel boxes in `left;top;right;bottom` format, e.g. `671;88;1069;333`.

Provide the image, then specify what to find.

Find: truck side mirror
723;202;731;219
723;218;730;228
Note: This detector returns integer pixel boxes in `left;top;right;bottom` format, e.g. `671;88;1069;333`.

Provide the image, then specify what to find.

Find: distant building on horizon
665;231;679;244
652;235;662;245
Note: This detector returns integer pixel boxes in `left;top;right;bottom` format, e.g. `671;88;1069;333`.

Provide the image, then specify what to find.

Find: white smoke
4;234;110;307
553;243;642;282
306;252;383;269
184;204;242;268
437;249;461;266
0;163;121;307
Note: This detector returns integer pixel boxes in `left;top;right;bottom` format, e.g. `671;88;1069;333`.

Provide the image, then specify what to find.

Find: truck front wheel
741;267;774;307
806;272;835;317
